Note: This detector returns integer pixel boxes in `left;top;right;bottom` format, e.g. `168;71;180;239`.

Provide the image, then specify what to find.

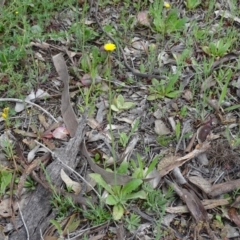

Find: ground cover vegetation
1;0;240;239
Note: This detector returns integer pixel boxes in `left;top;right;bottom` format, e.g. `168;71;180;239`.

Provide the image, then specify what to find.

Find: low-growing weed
149;1;187;35
83;202;111;225
147;74;181;100
124;213;141;232
185;0;201;9
89;173;147;220
119;119;139;148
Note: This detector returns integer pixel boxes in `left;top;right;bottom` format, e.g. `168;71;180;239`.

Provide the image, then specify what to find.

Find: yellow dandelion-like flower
15;11;19;14
164;2;171;8
104;43;116;52
2;107;9;119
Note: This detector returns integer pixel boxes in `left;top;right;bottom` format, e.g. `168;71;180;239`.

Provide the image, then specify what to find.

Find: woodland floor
1;0;240;239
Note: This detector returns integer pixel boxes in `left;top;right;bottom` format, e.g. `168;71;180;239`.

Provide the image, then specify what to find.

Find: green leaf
175;121;181;140
89;173;114;195
224;104;240;112
117;94;125;108
0;171;12;195
122;179;142;195
118;161;129;174
174;18;187;31
126;190;147;200
111;104;119;112
136;154;143;170
103;24;113;33
50;220;62;235
113;204;124;220
121;102;135;110
131;118;140;133
112;185;121;194
152;78;159;86
132;168;144;179
166;74;179;93
67;219;80;233
166;90;181;98
202;46;211;55
119;132;128;147
106;195;119;205
145;156;159;176
147;94;160;100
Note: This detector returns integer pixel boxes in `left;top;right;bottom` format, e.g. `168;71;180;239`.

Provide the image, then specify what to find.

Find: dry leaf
181;188;208;222
0;198;17;217
231;196;240;208
137;11;150;26
27;145;40;162
87;118;100;129
60;169;81;194
52;126;69;139
228;207;240;227
182;89;193;101
13;129;38;138
210;179;240;198
166;198;230;214
157;154;178;172
42;138;56;150
81;142;132;185
145;169;161;189
188;176;212;194
158;141;210;177
154;120;171;136
88;234;106;240
39;114;49;129
81;73;102;86
52;53;78;137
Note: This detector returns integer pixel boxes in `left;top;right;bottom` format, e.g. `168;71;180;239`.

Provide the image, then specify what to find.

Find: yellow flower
2;107;9;119
104;43;116;51
164;2;171;8
15;11;19;14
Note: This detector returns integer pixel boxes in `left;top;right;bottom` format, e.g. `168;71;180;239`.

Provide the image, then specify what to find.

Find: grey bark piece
9;114;87;240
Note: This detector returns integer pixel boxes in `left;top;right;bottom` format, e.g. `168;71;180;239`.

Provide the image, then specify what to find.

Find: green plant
0;168;12;197
49;219;63;237
119;119;140;148
50;193;80;220
83;202;111;225
157;135;175;146
89;173;147;220
2;138;15;160
185;0;201;9
78;83;102;115
216;69;233;105
130;153;158;179
202;39;232;57
24;176;37;191
111;94;135;112
175;121;181;140
142;184;173;237
80;46;107;75
124;213;141;232
143;184;173;216
149;1;187;34
180;105;188;117
49;213;81;239
215;214;223;224
147;74;181;100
